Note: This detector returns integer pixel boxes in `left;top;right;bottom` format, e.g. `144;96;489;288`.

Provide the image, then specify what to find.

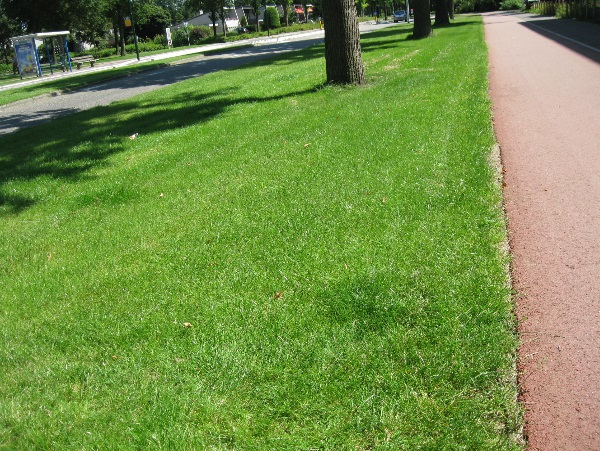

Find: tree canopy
0;0;182;40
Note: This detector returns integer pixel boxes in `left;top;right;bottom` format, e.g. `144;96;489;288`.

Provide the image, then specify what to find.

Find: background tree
280;0;291;26
218;0;234;36
0;2;20;65
434;0;450;25
156;0;186;24
263;6;280;29
411;0;432;38
2;0;65;32
322;0;365;85
249;0;260;31
137;3;171;39
355;0;368;17
185;0;219;36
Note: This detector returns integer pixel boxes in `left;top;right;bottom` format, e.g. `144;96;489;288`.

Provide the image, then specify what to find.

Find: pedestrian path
0;30;324;93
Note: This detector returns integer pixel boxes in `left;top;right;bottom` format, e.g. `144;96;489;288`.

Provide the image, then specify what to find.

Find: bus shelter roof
11;31;70;42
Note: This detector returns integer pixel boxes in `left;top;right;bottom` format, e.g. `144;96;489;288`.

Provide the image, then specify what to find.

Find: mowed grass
0;16;521;449
0;55;206;106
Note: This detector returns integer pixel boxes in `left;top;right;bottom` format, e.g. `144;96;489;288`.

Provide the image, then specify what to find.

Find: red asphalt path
484;12;600;450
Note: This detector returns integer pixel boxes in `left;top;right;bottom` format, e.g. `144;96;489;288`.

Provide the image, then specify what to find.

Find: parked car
393;10;406;22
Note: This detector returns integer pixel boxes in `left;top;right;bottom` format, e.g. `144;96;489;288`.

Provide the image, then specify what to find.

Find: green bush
90;47;117;58
240;14;248;27
263;6;281;29
1;62;13;74
455;0;500;12
189;26;212;42
499;0;522;9
153;34;168;47
170;26;212;47
124;40;165;54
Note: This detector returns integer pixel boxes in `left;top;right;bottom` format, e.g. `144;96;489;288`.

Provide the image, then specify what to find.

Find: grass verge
0;16;521;449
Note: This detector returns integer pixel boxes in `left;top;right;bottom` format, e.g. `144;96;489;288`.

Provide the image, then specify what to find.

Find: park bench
70;55;97;69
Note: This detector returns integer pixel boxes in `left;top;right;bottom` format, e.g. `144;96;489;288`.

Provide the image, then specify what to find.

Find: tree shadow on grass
0;77;322;216
0;28;422;216
360;26;415;53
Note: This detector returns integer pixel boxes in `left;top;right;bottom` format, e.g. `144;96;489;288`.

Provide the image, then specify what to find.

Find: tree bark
412;0;432;38
434;0;450;25
322;0;366;85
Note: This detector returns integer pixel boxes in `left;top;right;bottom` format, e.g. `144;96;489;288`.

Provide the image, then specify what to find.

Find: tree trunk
221;13;227;36
435;0;450;25
119;24;126;56
412;0;432;38
210;12;218;37
322;0;366;85
113;24;119;55
448;0;454;19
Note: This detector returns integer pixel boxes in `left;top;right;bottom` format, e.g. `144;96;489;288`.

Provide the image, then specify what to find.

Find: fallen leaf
382;197;386;204
159;193;164;197
304;143;311;148
183;322;193;328
274;291;283;299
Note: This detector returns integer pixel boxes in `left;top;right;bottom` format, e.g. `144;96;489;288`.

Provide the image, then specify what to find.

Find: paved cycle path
484;12;600;450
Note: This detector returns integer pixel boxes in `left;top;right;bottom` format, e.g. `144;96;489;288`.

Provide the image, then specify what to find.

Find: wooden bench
71;55;97;69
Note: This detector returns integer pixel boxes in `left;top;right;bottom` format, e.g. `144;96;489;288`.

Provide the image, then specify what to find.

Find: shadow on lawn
0;80;322;216
0;28;414;216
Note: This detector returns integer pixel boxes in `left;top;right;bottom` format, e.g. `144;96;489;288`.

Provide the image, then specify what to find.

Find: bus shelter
11;31;72;79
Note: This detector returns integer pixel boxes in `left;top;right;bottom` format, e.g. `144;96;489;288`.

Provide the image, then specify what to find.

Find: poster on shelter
14;39;39;78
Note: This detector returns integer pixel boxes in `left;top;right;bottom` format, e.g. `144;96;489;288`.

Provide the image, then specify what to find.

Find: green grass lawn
0;16;522;449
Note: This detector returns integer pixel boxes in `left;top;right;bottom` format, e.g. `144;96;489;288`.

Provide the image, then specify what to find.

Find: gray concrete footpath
0;21;393;135
0;29;325;94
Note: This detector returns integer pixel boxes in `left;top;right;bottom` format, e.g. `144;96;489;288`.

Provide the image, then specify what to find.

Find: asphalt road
485;11;600;450
0;22;391;136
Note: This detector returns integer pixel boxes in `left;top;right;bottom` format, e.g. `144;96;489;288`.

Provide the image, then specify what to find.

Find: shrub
263;6;281;29
1;63;13;74
153;34;168;47
124;40;165;54
240;14;248;27
499;0;522;9
90;47;117;58
455;0;500;11
189;26;212;43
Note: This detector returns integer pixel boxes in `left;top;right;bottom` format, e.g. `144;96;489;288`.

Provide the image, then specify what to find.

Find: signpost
165;27;172;48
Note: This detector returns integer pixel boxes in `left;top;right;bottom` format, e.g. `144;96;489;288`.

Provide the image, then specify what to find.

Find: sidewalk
484;11;600;450
0;29;324;93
